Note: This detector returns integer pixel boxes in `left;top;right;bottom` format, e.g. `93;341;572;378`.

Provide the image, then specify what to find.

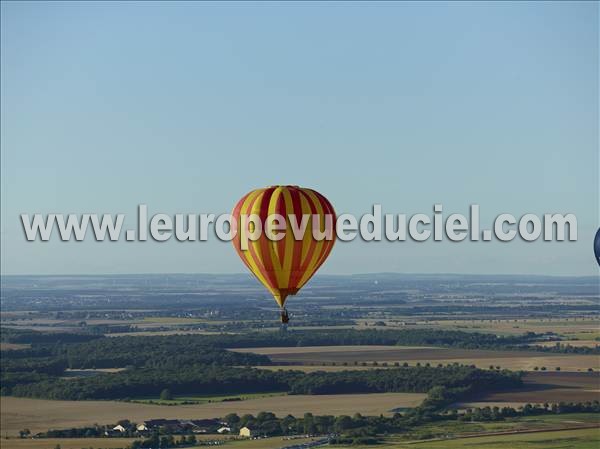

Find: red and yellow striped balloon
231;185;336;309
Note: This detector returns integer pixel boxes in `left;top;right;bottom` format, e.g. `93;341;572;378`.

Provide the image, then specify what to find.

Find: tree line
4;363;521;401
3;327;597;357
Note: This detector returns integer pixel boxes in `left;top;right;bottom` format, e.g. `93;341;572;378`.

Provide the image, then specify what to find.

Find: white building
239;426;253;437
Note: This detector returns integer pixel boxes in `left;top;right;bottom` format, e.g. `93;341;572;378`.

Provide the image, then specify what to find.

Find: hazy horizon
1;270;597;279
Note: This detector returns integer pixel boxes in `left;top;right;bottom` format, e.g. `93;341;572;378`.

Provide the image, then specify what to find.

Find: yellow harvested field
234;345;600;372
1;393;425;436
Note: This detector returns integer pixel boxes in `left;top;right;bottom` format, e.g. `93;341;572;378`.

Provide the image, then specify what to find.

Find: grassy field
443;319;600;341
235;345;600;372
1;393;426;436
363;428;600;449
394;413;600;440
356;318;600;340
225;436;317;448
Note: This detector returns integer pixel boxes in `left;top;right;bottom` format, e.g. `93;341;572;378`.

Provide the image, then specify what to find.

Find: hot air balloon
231;186;336;323
594;228;600;267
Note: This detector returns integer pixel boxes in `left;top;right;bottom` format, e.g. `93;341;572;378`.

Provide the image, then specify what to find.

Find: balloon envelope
595;228;600;267
231;186;336;307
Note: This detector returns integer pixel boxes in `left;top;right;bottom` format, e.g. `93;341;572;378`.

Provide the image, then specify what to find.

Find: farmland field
1;274;598;448
248;370;600;406
393;413;600;440
345;318;600;340
234;345;600;372
468;372;600;405
0;393;426;436
0;436;319;449
358;427;600;449
418;318;600;337
0;438;140;449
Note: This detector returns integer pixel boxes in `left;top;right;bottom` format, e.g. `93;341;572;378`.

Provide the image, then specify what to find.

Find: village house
135;418;226;434
138;419;182;432
239;426;253;438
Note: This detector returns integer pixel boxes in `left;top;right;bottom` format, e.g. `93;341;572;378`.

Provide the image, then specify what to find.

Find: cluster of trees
6;365;293;399
0;328;101;344
0;326;548;351
4;326;596;359
180;328;597;354
458;400;600;421
5;364;521;401
5;327;593;403
531;342;599;355
1;334;271;370
289;365;521;396
1;327;534;400
42;434;201;449
39;431;190;447
0;334;270;396
128;434;201;448
197;328;541;349
2;356;67;375
59;335;271;369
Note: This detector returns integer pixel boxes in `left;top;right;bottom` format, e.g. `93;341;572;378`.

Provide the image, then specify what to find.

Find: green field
408;428;597;449
393;413;599;441
225;436;318;448
334;428;599;449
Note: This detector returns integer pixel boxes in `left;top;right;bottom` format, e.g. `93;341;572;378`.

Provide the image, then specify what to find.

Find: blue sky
1;2;598;276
